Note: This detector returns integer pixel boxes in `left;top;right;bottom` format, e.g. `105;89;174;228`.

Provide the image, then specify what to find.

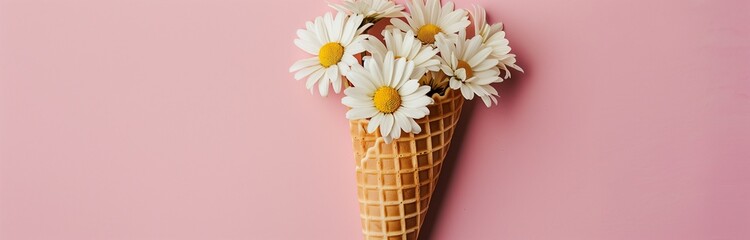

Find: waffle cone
349;89;464;240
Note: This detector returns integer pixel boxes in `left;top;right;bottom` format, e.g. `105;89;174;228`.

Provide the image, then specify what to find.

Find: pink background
1;0;749;239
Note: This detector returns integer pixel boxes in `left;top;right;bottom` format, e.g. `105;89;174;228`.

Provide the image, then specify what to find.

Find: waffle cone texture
349;89;465;240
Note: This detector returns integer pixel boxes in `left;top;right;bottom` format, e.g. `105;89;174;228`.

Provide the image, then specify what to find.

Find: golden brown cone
349;89;464;240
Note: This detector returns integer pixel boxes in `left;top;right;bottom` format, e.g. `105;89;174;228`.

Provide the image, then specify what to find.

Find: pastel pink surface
1;0;749;239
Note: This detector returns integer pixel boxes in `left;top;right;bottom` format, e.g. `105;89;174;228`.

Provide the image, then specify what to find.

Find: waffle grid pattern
349;89;464;240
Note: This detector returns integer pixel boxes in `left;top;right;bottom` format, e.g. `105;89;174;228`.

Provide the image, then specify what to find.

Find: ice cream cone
349;88;464;240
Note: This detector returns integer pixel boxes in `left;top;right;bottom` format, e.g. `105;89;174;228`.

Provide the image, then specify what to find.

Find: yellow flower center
457;60;474;79
373;87;402;113
318;42;344;67
417;24;442;44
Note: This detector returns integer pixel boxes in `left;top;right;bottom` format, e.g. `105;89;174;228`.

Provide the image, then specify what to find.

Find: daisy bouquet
289;0;522;238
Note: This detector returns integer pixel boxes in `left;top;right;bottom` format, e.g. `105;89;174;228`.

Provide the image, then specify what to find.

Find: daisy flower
471;5;523;79
289;12;372;96
390;0;470;45
342;52;434;143
362;29;440;79
435;31;502;107
329;0;405;24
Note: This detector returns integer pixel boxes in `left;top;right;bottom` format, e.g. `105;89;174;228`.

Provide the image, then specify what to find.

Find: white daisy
342;51;434;143
289;12;372;96
471;5;523;79
390;0;470;45
435;31;502;107
329;0;404;24
362;29;440;78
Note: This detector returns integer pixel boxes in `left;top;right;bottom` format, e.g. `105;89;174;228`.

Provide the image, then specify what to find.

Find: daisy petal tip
411;128;421;135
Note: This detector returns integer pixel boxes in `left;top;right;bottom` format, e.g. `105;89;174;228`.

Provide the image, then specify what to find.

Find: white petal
344;83;373;98
342;54;359;66
467;82;489;96
331;12;346;42
480;95;492;107
346;106;378;120
319;76;331;96
410;0;426;27
435;35;453;59
337;61;349;75
367;113;384;133
473;75;501;85
460;85;474;100
473;58;498;72
449;78;462;89
289;57;320;72
390;18;413;33
315;16;330;43
297;29;321;48
306;68;325;89
468;47;493;67
320;67;337;96
398;80;420;95
363;38;387;57
508;63;524;73
391;120;402;140
324;12;336;42
440;64;454;76
340;18;357;45
394;111;412;133
413;86;432;98
399;61;415;89
410;119;422;134
383;52;395;87
400;106;425;118
294;65;321;80
342;96;373;108
485;85;499;96
382;135;393;144
402;96;433;108
455;68;466;80
392;58;407;88
463;37;483;61
475;67;500;79
427;0;439;25
331;69;343;93
294;39;320;55
380;114;394;137
368;57;385;86
346;69;377;92
412;48;438;64
345;40;367;54
402;32;416;56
